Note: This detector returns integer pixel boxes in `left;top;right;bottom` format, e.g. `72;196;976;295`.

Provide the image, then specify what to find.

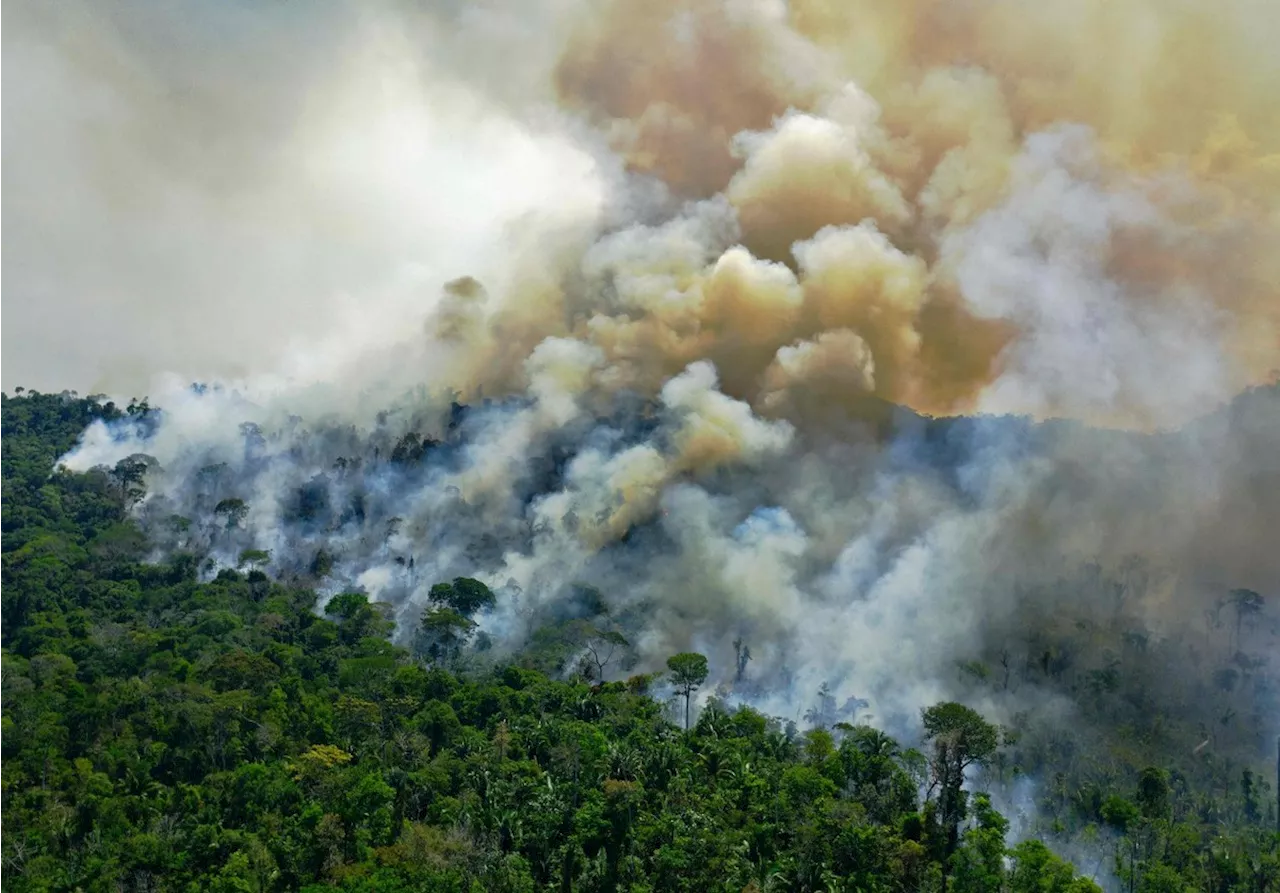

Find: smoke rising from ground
20;0;1280;746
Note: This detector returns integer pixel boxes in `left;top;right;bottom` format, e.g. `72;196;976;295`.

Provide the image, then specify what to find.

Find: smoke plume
13;0;1279;749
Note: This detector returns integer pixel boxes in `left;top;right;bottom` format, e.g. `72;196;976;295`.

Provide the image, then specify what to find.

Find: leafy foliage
1;391;1276;892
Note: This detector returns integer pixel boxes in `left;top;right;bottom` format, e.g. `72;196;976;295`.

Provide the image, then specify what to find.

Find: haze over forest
3;1;1278;890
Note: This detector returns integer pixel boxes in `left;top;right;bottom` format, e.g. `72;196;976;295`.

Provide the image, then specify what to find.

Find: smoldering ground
19;0;1280;808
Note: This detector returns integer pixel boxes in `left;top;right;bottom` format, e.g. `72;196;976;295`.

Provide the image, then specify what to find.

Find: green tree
214;497;249;529
950;793;1008;893
239;549;271;571
666;652;709;730
428;578;496;617
1135;767;1171;822
108;454;154;508
416;607;477;665
325;592;395;645
921;702;1000;868
1008;840;1102;892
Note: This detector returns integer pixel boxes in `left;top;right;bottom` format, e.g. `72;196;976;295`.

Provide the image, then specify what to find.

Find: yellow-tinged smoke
12;0;1276;431
480;0;1279;431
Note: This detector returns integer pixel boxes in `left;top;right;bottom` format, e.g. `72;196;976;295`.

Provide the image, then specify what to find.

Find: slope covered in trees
2;390;1278;892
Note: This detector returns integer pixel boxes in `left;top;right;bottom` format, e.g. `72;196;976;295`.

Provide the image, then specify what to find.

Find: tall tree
921;702;1000;874
666;652;709;731
416;607;476;666
428;577;496;617
110;453;154;508
213;497;249;529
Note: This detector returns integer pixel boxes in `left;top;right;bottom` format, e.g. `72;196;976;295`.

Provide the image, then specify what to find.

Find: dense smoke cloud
2;0;605;395
22;0;1280;745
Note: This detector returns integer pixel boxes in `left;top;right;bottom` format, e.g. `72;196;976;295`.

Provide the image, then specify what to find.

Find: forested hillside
2;390;1277;892
10;0;1280;887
